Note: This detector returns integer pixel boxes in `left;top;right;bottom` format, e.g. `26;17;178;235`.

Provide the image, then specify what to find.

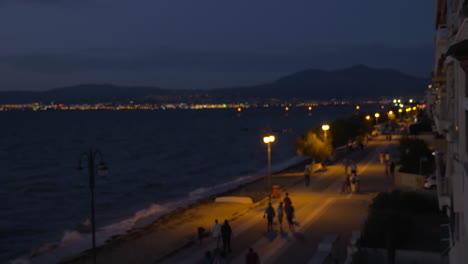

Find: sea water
0;106;356;263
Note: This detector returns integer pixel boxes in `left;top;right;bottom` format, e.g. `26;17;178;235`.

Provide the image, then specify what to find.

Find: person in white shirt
211;219;222;248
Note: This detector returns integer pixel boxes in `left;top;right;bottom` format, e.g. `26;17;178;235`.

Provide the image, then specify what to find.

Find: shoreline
63;157;311;263
17;156;311;264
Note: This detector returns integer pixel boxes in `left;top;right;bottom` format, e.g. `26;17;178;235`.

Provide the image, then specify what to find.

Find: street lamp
365;115;371;120
374;113;380;125
263;135;275;191
321;124;330;140
78;149;109;264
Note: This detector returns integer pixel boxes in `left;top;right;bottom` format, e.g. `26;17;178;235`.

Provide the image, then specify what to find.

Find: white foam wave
19;156;307;264
60;231;83;247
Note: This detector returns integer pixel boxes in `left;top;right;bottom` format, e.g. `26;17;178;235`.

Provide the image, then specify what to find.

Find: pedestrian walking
343;158;349;176
283;192;291;210
390;160;396;179
286;202;295;231
350;174;360;193
341;173;351;193
211;219;222;249
245;247;260;264
385;152;391;163
221;220;232;253
384;152;391;175
350;160;357;177
198;227;206;244
379;153;384;164
277;202;284;230
263;203;276;231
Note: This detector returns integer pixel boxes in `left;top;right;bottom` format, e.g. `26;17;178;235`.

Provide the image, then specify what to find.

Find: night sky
0;0;434;91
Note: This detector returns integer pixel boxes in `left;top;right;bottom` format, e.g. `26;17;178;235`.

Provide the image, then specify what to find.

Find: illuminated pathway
159;135;398;264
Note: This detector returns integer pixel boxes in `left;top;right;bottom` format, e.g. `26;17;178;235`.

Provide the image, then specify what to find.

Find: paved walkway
158;135;399;264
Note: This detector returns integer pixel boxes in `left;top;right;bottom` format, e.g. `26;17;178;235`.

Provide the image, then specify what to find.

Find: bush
359;191;439;250
398;137;434;175
329;114;373;148
409;112;433;135
295;130;332;163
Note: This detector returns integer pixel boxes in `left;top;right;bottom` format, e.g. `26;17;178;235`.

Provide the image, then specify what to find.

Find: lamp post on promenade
321;124;330;141
78;149;109;264
374;113;380;125
263;135;275;191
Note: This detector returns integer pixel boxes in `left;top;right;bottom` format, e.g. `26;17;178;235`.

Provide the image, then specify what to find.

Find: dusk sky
0;0;434;91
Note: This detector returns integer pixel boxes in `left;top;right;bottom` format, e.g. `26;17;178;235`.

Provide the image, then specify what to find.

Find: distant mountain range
0;65;428;104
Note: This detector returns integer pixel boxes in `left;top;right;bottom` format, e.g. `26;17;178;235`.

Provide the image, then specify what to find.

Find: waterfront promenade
62;135;397;264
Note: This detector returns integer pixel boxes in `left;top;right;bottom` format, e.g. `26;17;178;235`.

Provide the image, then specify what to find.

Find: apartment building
427;0;468;263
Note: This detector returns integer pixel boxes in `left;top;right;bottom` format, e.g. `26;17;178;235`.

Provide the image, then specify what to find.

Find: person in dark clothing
263;203;276;231
286;202;295;231
198;227;206;244
389;160;396;179
221;220;232;253
341;173;351;193
283;193;291;210
245;247;260;264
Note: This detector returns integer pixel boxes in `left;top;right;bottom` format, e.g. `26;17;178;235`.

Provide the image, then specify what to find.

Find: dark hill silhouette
213;65;428;99
0;65;428;104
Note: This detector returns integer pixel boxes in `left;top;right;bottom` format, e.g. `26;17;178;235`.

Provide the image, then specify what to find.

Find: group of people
380;151;396;178
342;159;360;193
201;193;295;263
209;219;232;253
264;192;295;231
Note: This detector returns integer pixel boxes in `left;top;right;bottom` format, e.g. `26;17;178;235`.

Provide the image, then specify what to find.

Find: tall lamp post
263;135;275;191
321;124;330;140
374;113;380;125
78;149;109;264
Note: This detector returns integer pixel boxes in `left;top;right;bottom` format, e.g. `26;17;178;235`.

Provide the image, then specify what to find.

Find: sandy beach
58;159;312;264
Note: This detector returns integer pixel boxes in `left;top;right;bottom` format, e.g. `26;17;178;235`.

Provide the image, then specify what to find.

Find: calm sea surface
0;107;358;262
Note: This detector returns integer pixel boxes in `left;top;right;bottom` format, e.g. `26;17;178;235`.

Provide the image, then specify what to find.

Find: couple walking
342;159;359;193
264;193;295;231
210;219;232;253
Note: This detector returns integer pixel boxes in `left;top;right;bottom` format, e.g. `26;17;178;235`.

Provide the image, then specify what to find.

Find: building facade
428;0;468;263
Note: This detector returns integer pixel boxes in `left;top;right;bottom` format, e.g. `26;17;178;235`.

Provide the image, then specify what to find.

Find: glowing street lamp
263;135;276;191
374;113;380;124
365;115;371;120
322;124;330;140
355;105;360;110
